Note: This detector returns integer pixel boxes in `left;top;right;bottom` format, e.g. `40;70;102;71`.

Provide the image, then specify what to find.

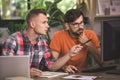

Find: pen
81;39;91;46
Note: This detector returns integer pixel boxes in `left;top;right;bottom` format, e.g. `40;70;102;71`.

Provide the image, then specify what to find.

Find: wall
93;20;101;36
93;17;120;39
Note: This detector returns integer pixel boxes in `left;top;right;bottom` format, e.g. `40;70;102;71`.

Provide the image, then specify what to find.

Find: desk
33;71;120;80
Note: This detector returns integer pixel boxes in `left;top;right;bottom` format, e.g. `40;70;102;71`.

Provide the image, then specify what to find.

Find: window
0;0;1;19
0;0;75;20
0;0;27;19
57;0;76;13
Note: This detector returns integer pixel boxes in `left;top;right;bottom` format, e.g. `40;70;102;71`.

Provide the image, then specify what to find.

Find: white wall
93;20;101;36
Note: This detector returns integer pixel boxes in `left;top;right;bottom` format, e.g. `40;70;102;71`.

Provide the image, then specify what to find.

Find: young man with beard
50;9;103;73
2;9;83;77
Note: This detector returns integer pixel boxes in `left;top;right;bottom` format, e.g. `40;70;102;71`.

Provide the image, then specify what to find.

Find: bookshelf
95;0;120;18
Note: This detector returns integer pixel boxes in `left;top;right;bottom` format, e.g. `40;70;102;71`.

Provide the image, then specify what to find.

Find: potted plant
0;30;3;54
7;22;26;34
30;0;65;28
0;30;3;38
31;0;86;28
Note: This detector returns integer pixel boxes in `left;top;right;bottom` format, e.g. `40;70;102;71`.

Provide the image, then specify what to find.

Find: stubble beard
70;28;84;38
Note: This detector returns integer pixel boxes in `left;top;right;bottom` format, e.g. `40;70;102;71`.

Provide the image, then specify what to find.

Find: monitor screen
101;19;120;61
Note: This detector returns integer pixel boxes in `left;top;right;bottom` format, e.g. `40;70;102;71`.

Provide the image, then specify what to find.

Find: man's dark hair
26;9;46;24
64;9;84;23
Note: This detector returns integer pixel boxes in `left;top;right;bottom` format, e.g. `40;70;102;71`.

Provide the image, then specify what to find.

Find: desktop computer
101;19;120;74
82;19;120;74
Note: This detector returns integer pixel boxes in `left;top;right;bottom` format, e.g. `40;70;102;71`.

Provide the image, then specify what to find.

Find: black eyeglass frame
69;20;85;28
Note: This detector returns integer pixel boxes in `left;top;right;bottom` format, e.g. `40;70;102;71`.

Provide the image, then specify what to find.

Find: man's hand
63;65;78;73
30;67;42;77
69;44;83;57
78;32;91;45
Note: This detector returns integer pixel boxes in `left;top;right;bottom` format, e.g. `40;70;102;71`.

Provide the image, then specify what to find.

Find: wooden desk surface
33;71;120;80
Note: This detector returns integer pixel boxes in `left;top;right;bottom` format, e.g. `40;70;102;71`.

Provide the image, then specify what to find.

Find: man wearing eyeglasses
50;9;103;73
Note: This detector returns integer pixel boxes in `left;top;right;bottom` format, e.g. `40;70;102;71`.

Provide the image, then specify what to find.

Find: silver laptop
0;56;30;80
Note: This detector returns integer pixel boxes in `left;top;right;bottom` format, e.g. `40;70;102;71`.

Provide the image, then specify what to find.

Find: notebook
40;71;68;78
0;56;31;80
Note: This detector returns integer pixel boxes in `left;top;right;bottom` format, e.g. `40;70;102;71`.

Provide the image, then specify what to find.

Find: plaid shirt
2;30;55;70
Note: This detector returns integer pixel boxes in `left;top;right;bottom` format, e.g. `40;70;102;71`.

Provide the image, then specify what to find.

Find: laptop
0;56;30;80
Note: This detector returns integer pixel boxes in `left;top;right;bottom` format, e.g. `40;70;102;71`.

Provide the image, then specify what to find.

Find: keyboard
106;69;120;74
82;65;117;73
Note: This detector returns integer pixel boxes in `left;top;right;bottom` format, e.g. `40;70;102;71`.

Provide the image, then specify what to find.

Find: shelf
94;14;120;20
95;14;120;18
91;0;120;20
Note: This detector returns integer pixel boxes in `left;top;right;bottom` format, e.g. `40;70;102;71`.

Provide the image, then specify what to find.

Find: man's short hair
26;9;46;24
64;9;84;23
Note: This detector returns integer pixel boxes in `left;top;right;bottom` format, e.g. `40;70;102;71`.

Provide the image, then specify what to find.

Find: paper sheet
62;75;98;80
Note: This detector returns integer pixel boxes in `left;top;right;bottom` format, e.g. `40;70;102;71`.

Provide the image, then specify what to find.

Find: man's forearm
87;43;103;67
50;44;83;71
50;53;71;71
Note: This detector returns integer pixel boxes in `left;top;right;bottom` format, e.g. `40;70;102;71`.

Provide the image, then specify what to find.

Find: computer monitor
101;19;120;61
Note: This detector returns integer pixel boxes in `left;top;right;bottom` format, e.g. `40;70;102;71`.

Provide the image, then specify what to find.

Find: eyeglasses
70;21;84;28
